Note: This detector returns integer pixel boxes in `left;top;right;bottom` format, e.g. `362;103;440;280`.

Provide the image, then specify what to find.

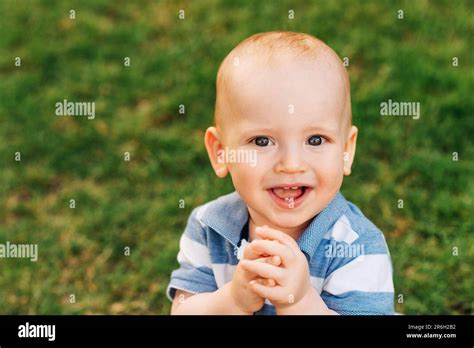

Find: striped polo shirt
167;191;394;315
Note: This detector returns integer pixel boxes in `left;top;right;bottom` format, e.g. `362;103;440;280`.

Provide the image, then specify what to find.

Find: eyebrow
239;127;277;134
305;126;339;135
238;125;339;136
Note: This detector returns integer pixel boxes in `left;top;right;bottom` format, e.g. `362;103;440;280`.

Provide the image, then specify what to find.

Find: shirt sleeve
321;231;395;315
166;207;218;301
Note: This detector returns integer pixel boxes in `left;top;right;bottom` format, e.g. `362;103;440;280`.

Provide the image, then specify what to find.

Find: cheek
310;149;345;187
227;163;263;194
227;149;275;188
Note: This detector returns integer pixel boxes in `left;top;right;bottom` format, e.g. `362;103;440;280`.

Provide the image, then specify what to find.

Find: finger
253;256;281;266
267;255;282;267
255;225;299;251
255;278;276;287
249;255;281;266
250;240;293;265
240;259;284;282
243;243;281;266
243;242;270;260
265;278;276;287
249;280;285;302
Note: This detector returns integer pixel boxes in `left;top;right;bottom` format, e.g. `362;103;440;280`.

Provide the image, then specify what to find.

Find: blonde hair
214;31;351;128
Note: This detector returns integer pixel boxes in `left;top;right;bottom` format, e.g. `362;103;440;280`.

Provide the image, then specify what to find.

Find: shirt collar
297;192;348;259
200;192;249;248
199;191;348;258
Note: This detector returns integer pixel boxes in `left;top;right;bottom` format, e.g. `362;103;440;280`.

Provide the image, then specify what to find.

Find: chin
267;211;314;230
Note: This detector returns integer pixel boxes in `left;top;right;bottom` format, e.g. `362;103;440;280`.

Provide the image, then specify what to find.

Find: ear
343;125;358;176
204;126;228;178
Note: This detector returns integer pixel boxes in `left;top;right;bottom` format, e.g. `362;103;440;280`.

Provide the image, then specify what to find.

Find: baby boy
168;32;394;315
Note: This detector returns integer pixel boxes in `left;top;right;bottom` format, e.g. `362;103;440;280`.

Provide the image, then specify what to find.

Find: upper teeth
283;186;300;190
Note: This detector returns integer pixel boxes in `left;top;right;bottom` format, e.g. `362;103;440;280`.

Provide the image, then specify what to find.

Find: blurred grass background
0;0;473;314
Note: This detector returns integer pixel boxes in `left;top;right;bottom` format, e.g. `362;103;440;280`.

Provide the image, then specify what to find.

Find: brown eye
253;136;273;146
307;135;324;146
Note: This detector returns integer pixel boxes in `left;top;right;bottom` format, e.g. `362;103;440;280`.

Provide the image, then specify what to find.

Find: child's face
206;55;357;232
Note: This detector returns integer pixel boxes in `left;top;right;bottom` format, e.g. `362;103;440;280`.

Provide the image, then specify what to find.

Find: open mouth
267;185;313;209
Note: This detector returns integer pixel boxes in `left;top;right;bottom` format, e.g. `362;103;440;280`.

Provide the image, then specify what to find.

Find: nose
274;144;307;174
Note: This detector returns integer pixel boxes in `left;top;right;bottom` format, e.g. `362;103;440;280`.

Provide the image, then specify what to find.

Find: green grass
0;0;473;314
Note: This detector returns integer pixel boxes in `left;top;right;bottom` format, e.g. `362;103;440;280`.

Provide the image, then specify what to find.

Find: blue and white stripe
167;191;394;315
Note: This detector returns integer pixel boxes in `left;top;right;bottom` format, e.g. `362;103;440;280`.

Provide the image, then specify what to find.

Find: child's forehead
215;32;351;132
220;34;348;87
235;55;347;100
219;56;349;131
230;103;344;136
